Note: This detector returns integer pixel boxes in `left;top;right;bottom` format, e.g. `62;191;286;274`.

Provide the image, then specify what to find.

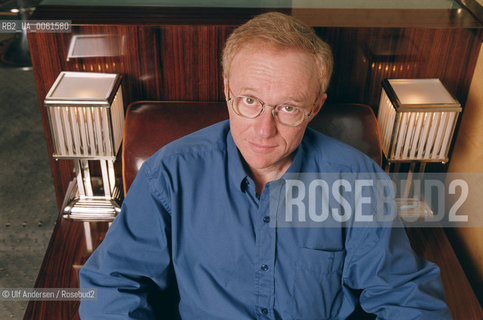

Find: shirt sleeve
343;221;452;319
79;164;177;319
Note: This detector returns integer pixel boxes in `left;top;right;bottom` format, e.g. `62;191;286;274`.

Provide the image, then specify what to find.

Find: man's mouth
248;141;277;153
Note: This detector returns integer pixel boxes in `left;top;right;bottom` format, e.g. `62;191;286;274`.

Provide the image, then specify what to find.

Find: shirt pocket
291;248;345;320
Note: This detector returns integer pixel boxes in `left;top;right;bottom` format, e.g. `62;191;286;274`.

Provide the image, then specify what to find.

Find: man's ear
309;93;327;120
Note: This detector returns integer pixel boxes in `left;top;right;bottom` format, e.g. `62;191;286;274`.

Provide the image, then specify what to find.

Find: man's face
225;43;326;175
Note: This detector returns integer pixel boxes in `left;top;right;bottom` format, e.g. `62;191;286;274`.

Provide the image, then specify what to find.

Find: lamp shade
44;71;124;160
377;79;461;163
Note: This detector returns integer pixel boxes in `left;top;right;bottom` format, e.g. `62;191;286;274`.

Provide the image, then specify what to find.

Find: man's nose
254;107;277;138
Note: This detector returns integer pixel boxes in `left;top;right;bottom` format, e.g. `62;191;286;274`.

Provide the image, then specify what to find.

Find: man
80;12;451;319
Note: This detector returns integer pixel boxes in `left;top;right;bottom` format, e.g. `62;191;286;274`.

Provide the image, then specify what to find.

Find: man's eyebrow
238;87;308;105
237;87;258;94
278;95;308;106
285;96;306;104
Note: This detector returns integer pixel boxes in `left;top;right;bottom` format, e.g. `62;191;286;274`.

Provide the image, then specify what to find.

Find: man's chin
243;156;281;172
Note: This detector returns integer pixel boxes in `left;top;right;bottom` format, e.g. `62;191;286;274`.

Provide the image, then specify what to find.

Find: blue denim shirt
79;120;450;319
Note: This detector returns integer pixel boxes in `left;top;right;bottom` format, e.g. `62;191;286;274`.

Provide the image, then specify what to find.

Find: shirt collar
227;131;249;192
284;141;304;176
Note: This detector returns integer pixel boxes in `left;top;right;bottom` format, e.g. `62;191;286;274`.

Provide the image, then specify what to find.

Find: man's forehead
233;41;312;62
228;44;319;101
229;43;317;79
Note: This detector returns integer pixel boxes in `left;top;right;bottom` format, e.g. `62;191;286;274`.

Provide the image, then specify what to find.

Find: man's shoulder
144;120;229;168
303;127;380;172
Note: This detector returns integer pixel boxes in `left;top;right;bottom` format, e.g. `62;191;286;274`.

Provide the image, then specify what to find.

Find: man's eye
281;105;297;113
242;97;257;105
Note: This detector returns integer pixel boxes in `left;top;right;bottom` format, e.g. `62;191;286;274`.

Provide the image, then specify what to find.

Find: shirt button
261;264;269;271
261;308;268;315
263;216;270;223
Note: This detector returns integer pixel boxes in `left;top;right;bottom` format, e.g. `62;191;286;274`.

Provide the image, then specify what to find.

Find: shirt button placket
256;185;276;319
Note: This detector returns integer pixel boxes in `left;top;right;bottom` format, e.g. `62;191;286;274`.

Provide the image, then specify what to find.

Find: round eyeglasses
227;86;315;127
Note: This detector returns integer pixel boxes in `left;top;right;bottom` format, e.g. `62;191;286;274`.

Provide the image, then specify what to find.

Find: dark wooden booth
25;4;482;319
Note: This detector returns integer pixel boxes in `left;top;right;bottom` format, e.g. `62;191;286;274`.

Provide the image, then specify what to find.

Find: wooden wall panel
318;28;481;111
138;27;163;100
59;25;142;103
159;25;233;101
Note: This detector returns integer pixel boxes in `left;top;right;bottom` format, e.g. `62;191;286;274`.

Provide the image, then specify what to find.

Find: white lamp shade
377;79;461;162
44;72;124;160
